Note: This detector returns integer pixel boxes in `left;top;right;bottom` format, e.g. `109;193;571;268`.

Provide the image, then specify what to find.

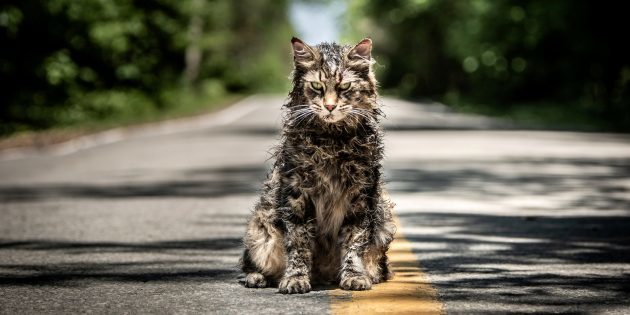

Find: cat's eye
339;82;351;90
310;81;323;91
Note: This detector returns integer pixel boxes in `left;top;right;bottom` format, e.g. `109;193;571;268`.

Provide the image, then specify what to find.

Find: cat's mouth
321;113;345;123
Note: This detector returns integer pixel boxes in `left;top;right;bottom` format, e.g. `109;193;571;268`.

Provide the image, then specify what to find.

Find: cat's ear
291;37;316;66
348;38;372;61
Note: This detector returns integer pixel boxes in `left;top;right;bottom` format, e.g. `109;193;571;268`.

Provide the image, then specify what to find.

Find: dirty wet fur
240;37;396;294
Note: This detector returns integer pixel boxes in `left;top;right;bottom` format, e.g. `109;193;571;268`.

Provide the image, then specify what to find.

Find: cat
240;37;396;294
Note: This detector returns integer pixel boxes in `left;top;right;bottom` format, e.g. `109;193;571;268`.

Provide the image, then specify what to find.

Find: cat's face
289;38;377;126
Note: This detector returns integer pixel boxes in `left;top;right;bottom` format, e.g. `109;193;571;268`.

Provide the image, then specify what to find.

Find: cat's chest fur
310;148;350;238
287;133;376;238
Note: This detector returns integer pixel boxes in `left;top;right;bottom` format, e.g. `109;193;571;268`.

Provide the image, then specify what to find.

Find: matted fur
240;37;396;294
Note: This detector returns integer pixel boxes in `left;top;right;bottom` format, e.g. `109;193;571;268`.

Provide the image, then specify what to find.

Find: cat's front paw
278;275;311;294
340;274;372;291
244;272;267;288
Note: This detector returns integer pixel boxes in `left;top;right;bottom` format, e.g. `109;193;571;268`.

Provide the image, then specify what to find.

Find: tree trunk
183;0;204;86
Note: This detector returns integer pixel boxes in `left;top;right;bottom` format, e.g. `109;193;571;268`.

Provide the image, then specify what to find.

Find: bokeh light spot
463;56;479;73
511;57;527;72
481;50;497;66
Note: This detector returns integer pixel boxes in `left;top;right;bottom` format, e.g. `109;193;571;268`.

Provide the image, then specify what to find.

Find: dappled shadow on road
387;156;630;312
386;157;630;211
0;165;268;202
397;212;630;312
0;238;241;253
0;237;242;286
0;163;257;290
0;262;236;286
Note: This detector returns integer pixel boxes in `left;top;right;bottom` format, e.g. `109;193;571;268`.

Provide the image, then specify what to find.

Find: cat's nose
325;104;337;112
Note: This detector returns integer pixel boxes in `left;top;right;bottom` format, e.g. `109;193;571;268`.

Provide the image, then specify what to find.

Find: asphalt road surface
1;95;629;314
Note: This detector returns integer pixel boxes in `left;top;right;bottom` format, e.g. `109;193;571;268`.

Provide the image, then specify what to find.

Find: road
1;95;629;314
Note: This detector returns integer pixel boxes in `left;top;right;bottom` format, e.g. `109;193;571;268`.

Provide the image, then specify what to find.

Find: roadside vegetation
343;0;629;131
2;0;627;142
0;0;293;139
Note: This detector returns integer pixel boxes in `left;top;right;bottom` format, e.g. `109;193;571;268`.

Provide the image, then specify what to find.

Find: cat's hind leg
241;249;269;288
363;216;396;283
362;247;393;284
338;216;396;289
241;209;286;288
244;273;267;288
339;225;373;291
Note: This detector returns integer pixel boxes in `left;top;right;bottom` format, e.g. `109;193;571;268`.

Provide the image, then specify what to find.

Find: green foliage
344;0;630;131
0;0;293;134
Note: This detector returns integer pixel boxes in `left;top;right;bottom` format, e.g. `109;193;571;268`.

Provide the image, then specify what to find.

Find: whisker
352;108;376;119
297;113;314;126
290;109;309;115
350;110;371;120
292;110;314;125
293;111;310;122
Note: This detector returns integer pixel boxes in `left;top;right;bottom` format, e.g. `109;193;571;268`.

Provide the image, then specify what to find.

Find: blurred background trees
1;0;629;135
344;0;630;131
0;0;292;135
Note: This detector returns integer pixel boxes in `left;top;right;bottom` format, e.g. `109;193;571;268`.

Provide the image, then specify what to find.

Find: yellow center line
330;215;444;314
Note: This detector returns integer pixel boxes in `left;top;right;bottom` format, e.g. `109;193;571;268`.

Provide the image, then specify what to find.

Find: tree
0;0;293;134
345;0;630;130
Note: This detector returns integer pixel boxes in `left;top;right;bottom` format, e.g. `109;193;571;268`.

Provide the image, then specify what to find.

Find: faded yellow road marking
330;216;443;314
